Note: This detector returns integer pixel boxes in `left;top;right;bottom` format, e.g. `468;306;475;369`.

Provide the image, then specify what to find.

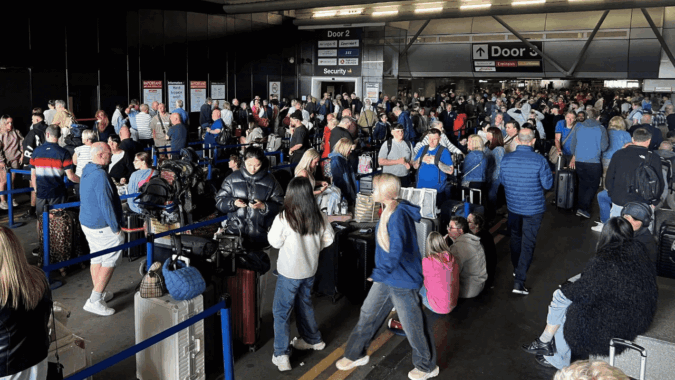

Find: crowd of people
0;84;670;380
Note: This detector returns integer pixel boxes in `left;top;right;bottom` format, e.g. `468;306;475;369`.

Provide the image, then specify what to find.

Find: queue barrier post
42;205;50;282
220;294;235;380
6;170;16;228
207;162;212;181
152;146;158;167
146;233;155;273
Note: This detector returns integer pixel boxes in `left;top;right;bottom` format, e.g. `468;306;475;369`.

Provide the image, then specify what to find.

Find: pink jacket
422;252;460;314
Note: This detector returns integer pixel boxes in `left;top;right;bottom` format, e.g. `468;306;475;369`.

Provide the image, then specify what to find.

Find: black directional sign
315;28;362;77
472;42;543;73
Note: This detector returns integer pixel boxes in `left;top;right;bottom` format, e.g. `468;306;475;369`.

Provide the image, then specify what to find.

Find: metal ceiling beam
492;15;568;77
641;8;675;74
294;0;675;26
400;20;431;57
567;10;609;76
223;0;397;15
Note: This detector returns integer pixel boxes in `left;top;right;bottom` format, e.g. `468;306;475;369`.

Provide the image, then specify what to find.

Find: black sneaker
512;283;530;295
576;209;591;219
521;338;555;356
18;209;37;220
535;354;555;368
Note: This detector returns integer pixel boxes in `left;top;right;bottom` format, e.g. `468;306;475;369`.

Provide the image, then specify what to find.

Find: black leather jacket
216;163;283;249
0;291;51;376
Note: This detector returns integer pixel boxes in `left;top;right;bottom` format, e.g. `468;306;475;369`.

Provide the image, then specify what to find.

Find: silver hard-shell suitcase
135;292;206;380
609;338;647;380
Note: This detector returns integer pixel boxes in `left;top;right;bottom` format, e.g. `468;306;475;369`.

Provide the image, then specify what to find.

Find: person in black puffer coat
216;147;283;250
521;217;658;369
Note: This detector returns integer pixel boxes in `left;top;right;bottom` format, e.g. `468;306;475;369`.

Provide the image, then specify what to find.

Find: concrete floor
7;191;604;380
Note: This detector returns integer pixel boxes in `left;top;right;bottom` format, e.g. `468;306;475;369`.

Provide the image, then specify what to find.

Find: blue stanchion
221;298;235;380
154;215;228;239
63;300;230;380
42;206;50;282
146;234;154;273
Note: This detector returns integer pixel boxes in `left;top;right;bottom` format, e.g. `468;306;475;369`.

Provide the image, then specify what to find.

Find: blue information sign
338;48;360;57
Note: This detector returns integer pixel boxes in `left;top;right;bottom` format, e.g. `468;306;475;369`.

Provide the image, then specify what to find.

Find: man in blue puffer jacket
394;106;415;143
500;126;553;295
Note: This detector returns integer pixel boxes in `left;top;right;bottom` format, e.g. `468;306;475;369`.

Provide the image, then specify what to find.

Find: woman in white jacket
268;176;335;372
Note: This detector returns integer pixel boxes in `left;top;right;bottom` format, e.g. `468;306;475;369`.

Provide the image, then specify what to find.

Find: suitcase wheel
139;260;147;276
248;344;257;353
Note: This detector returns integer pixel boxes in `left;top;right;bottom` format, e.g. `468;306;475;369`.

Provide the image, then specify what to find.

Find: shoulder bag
162;256;206;301
549;123;576;164
139;261;167;298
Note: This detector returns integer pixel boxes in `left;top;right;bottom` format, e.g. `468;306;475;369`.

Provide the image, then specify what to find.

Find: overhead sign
143;80;163;105
315;28;362;77
472;42;543;73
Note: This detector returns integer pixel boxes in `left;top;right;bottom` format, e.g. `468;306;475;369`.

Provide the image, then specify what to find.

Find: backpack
136;177;174;214
267;133;282;152
416;145;447;185
633;151;661;204
386;138;413;157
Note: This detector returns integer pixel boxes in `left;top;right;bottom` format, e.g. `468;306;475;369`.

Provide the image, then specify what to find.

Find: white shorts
82;225;125;267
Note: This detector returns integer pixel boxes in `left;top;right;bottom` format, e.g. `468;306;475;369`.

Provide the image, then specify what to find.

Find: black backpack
136;177;174;212
633;151;661;204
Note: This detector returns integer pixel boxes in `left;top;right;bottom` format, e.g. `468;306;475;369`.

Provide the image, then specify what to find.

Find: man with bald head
167;112;188;159
118;126;141;156
80;141;124;316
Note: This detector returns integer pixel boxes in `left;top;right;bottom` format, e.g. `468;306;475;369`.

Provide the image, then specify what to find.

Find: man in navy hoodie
80;142;124;316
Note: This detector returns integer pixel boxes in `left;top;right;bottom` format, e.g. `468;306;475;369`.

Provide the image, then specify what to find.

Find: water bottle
340;198;348;215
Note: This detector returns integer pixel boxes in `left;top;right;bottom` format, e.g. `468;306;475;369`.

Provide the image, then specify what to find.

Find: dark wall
0;10;309;134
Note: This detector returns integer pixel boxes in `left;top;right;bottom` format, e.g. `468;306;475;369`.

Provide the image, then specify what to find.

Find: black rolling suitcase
123;212;145;261
657;222;675;279
313;222;353;302
339;227;376;304
555;157;576;210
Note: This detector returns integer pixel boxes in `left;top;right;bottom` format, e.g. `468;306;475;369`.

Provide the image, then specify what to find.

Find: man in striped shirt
30;125;79;215
132;104;153;148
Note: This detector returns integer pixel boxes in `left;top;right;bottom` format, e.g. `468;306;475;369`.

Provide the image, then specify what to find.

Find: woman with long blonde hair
294;148;328;195
336;174;439;379
0;226;52;379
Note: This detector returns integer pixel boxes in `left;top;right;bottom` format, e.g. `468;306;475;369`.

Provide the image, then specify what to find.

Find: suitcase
415;218;440;258
339;228;376;304
38;209;75;267
555;157;576;210
439;188;484;229
123;212;145;261
313;222;353;302
657;222;675;279
225;268;262;351
359;175;373;194
609;338;647;380
135;292;206;380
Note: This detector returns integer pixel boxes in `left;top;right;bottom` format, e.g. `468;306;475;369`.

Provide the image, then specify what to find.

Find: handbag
358;154;373;174
162;256;206;301
354;193;381;223
254;114;270;128
549;123;576;164
139;261;166;298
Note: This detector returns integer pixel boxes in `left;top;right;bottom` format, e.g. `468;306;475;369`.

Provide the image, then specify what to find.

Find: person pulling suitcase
267;177;335;371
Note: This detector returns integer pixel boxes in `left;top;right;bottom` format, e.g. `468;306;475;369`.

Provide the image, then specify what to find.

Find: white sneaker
11;199;18;207
272;355;292;371
0;201;8;210
408;366;440;380
83;299;115;316
336;356;369;370
102;291;114;302
291;337;326;351
591;222;604;232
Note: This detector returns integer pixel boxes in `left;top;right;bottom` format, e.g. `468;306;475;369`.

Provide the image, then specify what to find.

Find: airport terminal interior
3;1;675;379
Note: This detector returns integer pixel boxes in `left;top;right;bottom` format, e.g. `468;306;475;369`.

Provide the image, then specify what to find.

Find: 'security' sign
315;28;362;77
472;42;543;73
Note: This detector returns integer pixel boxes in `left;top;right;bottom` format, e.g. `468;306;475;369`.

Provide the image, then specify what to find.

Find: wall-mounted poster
190;81;207;112
269;81;281;98
168;81;186;110
365;83;379;104
143;81;163;105
211;82;226;102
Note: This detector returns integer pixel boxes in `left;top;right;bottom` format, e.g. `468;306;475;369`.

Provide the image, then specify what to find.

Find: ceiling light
512;0;546;5
416;2;444;5
313;10;337;18
415;7;444;13
373;10;399;16
338;8;363;15
460;3;492;9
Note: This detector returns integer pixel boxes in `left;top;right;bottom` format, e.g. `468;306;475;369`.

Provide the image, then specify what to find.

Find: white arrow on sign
473;44;488;60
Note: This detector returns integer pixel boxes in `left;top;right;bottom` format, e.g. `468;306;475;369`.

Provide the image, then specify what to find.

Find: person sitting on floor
468;212;497;288
446;216;487;299
521;217;657;370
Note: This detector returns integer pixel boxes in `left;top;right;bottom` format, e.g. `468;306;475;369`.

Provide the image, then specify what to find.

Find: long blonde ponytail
374;174;401;252
0;226;49;310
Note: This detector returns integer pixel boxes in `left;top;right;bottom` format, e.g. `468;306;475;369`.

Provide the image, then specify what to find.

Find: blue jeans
508;212;544;286
419;286;437;314
273;274;322;357
544;289;573;369
597;190;612;223
488;179;501;209
344;282;437;372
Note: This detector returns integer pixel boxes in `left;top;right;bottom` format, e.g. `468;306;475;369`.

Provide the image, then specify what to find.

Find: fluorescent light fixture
372;10;399;16
338;8;363;15
415;7;444;13
416;2;444;5
362;61;385;63
512;0;546;5
460;3;492;9
314;10;337;17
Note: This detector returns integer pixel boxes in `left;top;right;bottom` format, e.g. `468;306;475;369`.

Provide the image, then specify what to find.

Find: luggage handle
171;254;191;267
609;338;647;380
461;187;482;205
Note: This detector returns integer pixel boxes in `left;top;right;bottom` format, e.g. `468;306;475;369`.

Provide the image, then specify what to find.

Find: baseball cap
621;202;652;226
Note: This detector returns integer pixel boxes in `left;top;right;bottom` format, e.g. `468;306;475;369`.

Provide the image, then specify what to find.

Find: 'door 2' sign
315;28;362;76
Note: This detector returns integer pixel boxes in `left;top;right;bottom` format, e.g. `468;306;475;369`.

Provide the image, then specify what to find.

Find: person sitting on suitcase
413;129;454;207
267;177;335;372
80;142;125;316
445;216;487;299
336;173;439;380
521;217;657;370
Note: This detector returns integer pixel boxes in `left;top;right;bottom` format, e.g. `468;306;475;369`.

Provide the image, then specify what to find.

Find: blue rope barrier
63;300;229;380
154;215;228;239
0;187;33;196
9;169;31;175
43;238;148;272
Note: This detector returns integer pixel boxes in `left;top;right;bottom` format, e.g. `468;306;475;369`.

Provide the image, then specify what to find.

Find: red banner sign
143;80;163;89
190;81;207;89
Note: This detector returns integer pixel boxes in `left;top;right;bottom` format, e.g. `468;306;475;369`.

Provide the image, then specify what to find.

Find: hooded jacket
79;162;123;233
328;152;357;203
215;160;284;249
370;201;423;290
449;233;487;298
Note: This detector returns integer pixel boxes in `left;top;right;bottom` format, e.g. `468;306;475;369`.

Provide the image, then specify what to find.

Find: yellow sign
518;61;541;67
